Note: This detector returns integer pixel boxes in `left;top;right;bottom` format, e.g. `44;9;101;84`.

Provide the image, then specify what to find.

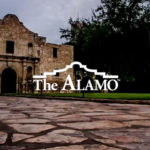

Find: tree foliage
60;0;150;92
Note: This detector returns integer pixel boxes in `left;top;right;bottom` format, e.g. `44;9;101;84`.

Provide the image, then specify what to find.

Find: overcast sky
0;0;100;44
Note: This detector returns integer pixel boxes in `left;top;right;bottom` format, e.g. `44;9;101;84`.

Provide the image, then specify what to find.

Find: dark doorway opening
1;68;17;93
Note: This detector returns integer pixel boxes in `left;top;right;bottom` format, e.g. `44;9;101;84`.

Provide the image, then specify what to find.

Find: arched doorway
1;68;17;93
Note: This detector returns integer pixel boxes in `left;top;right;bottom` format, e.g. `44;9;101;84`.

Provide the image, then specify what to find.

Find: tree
60;0;150;92
93;0;150;31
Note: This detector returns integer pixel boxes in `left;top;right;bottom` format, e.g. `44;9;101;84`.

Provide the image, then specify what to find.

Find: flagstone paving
0;97;150;150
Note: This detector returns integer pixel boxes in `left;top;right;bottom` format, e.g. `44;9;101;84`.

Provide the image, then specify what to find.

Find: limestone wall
0;14;74;93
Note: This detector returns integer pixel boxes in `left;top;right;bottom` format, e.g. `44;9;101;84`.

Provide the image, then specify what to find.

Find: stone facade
0;14;74;93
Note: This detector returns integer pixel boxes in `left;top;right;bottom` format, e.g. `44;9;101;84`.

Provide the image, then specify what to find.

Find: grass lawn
45;93;150;100
84;93;150;100
3;93;150;100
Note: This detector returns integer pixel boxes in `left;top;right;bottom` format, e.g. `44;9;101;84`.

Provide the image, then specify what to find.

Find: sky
0;0;100;44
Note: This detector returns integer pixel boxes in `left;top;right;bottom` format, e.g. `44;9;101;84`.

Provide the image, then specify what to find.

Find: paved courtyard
0;97;150;150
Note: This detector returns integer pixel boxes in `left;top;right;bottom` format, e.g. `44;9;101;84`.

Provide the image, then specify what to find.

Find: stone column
22;61;27;93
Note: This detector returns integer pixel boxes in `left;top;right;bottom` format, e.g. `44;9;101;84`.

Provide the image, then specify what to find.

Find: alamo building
0;14;74;93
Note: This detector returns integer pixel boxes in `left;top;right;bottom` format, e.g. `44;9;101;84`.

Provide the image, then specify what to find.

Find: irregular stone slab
0;146;25;150
23;110;48;113
136;108;150;113
55;114;90;122
44;107;68;113
91;130;142;143
94;114;149;121
11;107;45;112
0;114;27;120
123;120;150;127
0;110;10;114
0;131;7;144
111;135;141;143
30;112;64;119
12;134;33;142
0;103;8;107
80;112;125;116
8;124;55;133
60;120;127;130
4;118;49;124
128;111;150;116
95;138;116;144
80;107;113;112
118;143;150;150
26;129;87;144
40;144;122;150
